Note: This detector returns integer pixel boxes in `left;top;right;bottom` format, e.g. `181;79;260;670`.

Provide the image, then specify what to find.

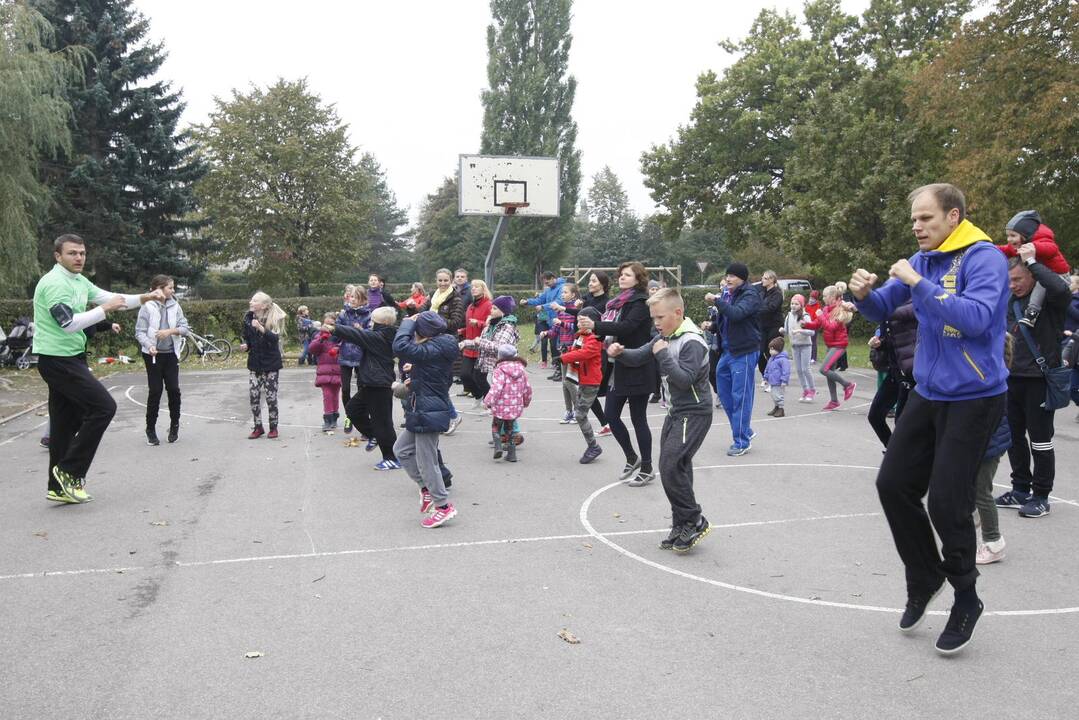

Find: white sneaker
558;411;575;424
443;415;463;435
760;380;769;389
975;538;1005;565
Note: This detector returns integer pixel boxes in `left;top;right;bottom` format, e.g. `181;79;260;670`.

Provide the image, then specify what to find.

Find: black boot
167;422;179;443
774;407;785;418
506;440;517;462
492;431;503;459
322;413;333;433
146;427;160;446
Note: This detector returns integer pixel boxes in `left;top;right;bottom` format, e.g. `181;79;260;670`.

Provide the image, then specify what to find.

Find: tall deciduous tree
0;2;84;296
911;0;1079;254
32;0;205;288
480;0;581;286
581;166;640;265
353;152;409;280
193;79;375;296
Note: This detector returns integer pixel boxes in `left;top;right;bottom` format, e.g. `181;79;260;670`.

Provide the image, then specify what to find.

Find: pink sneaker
823;400;840;411
421;503;457;528
807;389;816;400
843;382;857;401
420;487;434;514
597;425;612;437
540;361;549;370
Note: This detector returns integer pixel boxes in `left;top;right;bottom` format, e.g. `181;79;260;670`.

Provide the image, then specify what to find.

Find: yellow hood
935;219;991;253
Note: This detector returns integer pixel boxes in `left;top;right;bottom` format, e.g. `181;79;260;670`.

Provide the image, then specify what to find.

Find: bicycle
178;331;232;362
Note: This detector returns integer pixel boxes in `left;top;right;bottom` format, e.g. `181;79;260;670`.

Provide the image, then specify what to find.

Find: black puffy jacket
242;311;283;372
393;318;458;433
333;323;396;388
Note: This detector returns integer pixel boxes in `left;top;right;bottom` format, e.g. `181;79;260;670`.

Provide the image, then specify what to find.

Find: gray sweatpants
394;429;449;507
659;413;712;527
791;344;815;393
770;385;786;408
573;383;601;448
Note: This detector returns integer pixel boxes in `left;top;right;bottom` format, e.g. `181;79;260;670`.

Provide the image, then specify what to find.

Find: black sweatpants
1006;375;1056;498
142;352;181;428
471;364;491;399
346;386;398;462
867;375;912;448
659;413;711;526
460;355;481;397
875;390;1005;596
340;365;361;407
38;354;118;491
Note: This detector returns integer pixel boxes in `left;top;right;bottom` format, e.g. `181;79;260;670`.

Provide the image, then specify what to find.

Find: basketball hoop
497;201;531;215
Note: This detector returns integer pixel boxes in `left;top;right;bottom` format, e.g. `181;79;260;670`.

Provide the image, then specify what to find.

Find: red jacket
803;305;849;348
997;224;1070;274
559;331;604;386
307;331;342;387
462;297;492;358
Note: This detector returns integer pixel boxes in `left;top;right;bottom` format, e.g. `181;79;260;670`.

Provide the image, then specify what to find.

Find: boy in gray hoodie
608;289;714;553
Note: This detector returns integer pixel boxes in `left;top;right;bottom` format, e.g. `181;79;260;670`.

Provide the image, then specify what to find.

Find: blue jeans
298;339;312;365
716;349;757;449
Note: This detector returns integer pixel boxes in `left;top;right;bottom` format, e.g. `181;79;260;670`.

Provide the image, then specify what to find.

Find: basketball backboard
458;154;561;217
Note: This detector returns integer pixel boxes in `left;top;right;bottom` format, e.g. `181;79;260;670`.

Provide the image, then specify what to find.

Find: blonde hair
646;287;685;311
297;305;309;315
822;286;852;325
322;311;336;324
561;282;581;300
250;291;287;333
412;281;426;295
470;279;493;301
371;306;396;325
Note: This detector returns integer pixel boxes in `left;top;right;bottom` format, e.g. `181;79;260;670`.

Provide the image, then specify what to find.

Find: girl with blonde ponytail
241;291;288;438
803;285;856;410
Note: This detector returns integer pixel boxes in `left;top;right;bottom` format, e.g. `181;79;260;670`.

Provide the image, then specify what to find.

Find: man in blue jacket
706;262;761;456
525;271;567;380
850;183;1008;656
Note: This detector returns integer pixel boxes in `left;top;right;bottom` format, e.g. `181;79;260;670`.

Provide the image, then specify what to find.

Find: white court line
577;463;1079;618
0;384;117;446
124;386;324;430
0;513;880;583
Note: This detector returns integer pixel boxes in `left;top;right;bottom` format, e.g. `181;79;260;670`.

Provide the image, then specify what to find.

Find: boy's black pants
37;354;117;490
876;390;1005;596
658;412;712;527
346;385;397;461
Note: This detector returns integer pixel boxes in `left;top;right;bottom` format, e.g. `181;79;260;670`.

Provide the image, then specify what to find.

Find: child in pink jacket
483;344;533;462
307;312;343;433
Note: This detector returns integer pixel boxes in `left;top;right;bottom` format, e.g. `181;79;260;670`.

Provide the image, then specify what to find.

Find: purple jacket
763;351;791;386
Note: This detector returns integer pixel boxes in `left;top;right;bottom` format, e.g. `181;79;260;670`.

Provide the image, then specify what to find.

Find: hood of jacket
932;219;990;255
496;358;528;377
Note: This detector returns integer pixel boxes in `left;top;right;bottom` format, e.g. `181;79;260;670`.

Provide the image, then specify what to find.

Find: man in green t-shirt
34;234;164;504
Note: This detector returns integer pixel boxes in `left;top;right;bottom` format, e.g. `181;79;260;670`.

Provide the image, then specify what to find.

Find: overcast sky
134;0;870;226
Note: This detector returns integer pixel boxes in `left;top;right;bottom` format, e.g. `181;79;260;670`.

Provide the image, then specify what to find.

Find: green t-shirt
32;264;104;356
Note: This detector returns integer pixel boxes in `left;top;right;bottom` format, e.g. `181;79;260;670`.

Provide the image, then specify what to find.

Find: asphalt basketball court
1;363;1076;718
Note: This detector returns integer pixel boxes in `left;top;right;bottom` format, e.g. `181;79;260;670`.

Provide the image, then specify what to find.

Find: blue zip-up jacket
714;283;762;356
524;277;567;324
336;304;371;368
855;220;1008;402
393;318;459;434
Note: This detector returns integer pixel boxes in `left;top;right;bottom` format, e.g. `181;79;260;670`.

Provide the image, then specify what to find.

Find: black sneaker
146;428;160;446
659;525;682;550
167;424;179;443
673;516;711;553
935;600;985;656
898;582;945;633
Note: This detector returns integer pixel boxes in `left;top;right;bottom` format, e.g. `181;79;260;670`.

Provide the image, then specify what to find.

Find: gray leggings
573;383;601;447
820;347;850;402
792;344;815;393
975;455;1002;543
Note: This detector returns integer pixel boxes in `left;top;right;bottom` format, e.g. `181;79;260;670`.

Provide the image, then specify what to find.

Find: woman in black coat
577;262;656;485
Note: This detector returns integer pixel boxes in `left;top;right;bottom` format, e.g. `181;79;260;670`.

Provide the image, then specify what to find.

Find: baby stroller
0;317;37;370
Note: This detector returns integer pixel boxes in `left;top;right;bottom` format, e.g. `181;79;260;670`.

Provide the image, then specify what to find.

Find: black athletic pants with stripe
875;390;1005;596
1006;375;1056;498
38;354;117;492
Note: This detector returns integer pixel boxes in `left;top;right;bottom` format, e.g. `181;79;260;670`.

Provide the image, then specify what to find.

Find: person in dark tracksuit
609;289;713;553
706;262;761;456
334;306;400;471
852;183;1008;656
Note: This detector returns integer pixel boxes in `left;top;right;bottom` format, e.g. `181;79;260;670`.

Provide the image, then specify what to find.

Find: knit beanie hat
791;294;806;307
579;306;601;323
1006;210;1042;240
725;262;749;282
647;280;661;290
809;290;820;300
492;295;516;316
497;343;518;361
414;310;446;337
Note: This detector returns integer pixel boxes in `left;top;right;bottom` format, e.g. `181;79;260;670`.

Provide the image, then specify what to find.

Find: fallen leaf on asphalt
809;595;821;600
582;543;592;549
558;629;581;645
612;512;621;518
244;651;264;659
33;531;47;539
150;520;169;527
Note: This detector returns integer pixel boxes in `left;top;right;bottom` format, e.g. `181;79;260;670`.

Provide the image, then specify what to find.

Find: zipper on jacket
682;417;688;444
961;347;986;381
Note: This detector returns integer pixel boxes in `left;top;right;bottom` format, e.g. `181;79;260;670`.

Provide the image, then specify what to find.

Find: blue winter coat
336;305;371;368
763;351;791;386
393;318;459;433
855;220;1008;402
524;277;567;324
714;283;762;356
983;414;1011;460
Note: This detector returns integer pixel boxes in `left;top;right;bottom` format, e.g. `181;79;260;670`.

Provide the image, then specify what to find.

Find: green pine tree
32;0;206;288
480;0;581;286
